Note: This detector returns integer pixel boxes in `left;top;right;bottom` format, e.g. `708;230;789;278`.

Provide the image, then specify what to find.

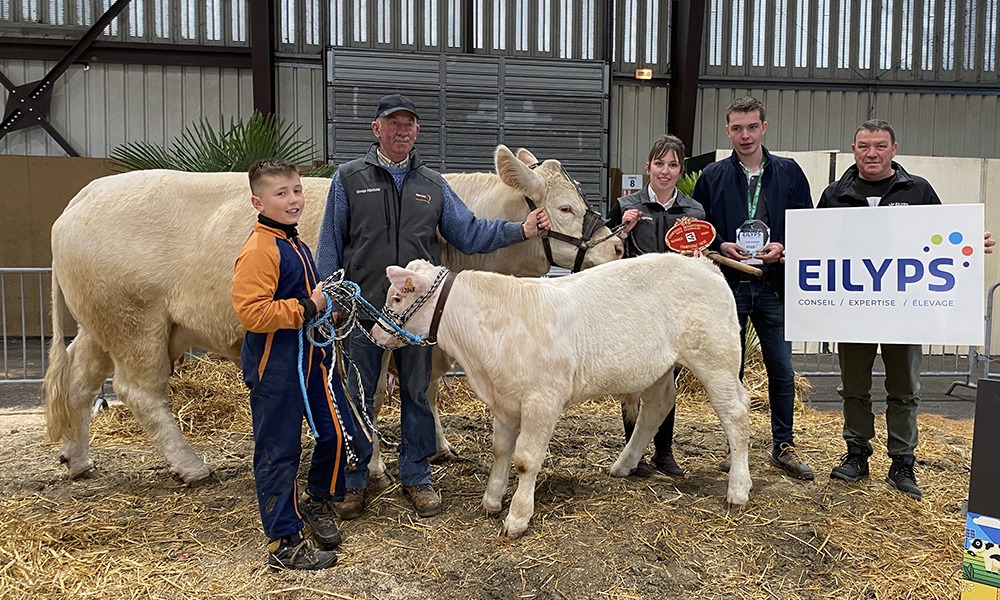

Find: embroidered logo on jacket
357;188;382;194
414;193;431;203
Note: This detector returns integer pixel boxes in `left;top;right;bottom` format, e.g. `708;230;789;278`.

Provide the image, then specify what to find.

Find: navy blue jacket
693;147;813;249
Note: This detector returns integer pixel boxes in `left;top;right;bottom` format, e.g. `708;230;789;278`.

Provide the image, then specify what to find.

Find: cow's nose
613;239;625;259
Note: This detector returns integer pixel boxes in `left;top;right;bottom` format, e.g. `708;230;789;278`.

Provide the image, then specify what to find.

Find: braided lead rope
303;269;433;461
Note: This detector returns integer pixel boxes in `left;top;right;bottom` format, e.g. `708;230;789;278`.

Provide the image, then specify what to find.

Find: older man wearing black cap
315;93;548;520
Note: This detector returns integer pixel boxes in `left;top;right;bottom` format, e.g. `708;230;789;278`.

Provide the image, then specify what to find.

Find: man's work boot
333;487;366;520
299;495;342;549
886;455;922;500
403;484;442;517
830;452;870;483
769;442;815;480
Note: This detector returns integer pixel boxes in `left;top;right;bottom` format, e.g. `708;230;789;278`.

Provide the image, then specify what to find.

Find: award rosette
735;219;769;265
665;217;716;253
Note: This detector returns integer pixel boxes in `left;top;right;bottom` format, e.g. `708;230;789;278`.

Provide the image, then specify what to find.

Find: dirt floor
0;357;976;600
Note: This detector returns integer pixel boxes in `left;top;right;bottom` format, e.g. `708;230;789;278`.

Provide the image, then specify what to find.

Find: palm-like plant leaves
676;171;701;197
111;112;335;177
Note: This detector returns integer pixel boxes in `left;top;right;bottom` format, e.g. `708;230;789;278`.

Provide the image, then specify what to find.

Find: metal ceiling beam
0;0;133;155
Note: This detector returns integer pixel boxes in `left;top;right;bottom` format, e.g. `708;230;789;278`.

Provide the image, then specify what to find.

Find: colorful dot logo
926;231;974;268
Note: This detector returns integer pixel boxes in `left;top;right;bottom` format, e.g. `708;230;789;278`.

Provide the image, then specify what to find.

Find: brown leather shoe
403;484;442;517
368;471;394;494
333;487;365;520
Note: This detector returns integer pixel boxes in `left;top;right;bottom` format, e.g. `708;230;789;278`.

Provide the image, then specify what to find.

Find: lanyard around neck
741;162;764;219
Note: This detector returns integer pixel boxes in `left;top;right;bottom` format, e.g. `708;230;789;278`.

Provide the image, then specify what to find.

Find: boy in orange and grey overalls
232;158;349;571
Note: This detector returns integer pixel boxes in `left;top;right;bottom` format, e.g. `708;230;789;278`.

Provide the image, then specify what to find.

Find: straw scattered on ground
0;353;975;599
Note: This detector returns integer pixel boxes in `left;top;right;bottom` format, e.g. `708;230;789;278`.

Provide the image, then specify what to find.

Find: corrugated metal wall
0;60;323;159
610;84;669;173
691;87;1000;159
325;48;609;209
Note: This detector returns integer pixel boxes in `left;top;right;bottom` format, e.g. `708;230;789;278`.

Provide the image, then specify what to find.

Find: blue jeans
345;326;437;488
728;277;795;448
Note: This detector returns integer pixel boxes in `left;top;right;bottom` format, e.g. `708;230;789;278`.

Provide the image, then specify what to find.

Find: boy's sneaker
886;455;922;500
769;443;815;480
299;496;342;549
651;451;685;478
830;452;870;483
267;533;337;572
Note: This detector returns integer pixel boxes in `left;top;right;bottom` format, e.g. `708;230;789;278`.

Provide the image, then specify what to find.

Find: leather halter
524;162;611;273
425;270;456;344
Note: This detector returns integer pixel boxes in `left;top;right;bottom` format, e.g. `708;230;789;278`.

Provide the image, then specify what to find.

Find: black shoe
769;443;815;480
886;455;922;500
830;452;870;483
267;533;337;571
718;457;731;473
299;496;342;549
651;451;685;478
629;458;656;478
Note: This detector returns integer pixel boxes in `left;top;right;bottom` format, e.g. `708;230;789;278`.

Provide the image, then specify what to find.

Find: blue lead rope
295;272;426;462
296;326;321;440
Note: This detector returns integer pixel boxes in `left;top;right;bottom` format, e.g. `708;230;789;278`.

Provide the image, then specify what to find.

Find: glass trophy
735;219;769;265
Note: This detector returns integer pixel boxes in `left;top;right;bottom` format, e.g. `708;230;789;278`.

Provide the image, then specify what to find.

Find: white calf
373;254;752;538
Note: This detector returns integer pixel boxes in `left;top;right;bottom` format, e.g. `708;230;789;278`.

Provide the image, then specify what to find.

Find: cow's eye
558;205;573;214
390;294;401;305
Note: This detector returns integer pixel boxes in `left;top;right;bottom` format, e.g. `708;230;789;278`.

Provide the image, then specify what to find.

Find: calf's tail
44;268;75;442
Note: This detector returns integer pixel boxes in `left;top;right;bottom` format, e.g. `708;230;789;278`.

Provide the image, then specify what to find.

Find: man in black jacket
693;97;815;480
819;119;988;500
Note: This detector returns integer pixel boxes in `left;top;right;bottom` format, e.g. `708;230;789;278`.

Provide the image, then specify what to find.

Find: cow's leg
111;326;210;483
610;374;674;477
701;376;752;506
58;330;113;478
503;406;559;538
483;415;518;515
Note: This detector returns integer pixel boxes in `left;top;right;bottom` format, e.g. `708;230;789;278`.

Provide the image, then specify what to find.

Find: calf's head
372;260;447;349
496;145;624;271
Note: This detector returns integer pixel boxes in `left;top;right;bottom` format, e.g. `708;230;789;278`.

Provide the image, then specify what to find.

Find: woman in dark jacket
606;134;705;478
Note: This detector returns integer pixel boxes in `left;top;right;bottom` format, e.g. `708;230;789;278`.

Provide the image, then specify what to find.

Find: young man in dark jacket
693;97;815;480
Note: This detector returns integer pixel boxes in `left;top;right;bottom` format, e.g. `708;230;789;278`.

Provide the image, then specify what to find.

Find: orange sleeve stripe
232;231;305;333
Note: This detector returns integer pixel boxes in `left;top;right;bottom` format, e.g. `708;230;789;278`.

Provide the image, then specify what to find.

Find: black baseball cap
374;94;419;119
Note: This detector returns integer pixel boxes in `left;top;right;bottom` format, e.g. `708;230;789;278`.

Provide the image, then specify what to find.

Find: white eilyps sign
785;204;985;345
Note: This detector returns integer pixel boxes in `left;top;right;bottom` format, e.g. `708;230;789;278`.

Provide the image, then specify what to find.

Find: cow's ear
496;145;543;195
386;266;414;293
516;148;538;165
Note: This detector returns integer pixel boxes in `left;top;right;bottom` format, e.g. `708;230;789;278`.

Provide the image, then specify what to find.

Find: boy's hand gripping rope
297;270;431;468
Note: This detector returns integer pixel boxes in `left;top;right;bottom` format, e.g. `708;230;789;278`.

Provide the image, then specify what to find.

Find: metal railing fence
1;268;50;384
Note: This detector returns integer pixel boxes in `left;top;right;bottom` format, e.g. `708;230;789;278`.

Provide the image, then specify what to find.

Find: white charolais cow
374;255;752;538
45;145;622;483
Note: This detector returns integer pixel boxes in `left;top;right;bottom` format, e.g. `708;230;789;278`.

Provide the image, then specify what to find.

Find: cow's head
374;260;449;350
495;145;623;272
969;538;995;556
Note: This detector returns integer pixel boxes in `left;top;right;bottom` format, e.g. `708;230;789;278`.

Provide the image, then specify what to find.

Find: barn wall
0;155;112;337
0;60;324;160
691;87;1000;159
